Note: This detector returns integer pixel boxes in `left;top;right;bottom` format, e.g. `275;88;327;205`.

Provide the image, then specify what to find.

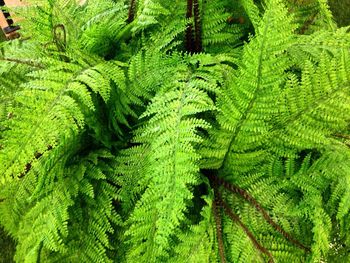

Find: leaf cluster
1;0;350;262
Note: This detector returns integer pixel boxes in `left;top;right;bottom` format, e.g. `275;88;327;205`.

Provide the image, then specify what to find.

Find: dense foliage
1;0;350;262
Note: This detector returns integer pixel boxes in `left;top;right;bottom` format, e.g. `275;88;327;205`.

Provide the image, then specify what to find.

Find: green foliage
0;226;15;263
1;0;350;262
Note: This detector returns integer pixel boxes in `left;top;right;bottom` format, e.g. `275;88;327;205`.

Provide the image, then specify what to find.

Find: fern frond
170;195;217;263
132;0;170;32
201;0;247;52
270;52;350;156
202;0;295;171
124;57;216;262
0;50;134;184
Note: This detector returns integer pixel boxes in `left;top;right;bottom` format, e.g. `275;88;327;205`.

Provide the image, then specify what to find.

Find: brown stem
218;196;275;263
0;58;44;68
128;0;137;23
185;0;194;53
333;133;350;140
18;145;53;179
208;174;310;252
193;0;202;53
213;188;226;263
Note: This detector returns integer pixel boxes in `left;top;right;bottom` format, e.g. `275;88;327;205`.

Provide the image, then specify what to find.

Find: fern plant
1;0;350;262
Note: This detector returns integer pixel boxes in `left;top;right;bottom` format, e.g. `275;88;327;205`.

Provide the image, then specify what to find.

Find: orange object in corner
0;0;25;39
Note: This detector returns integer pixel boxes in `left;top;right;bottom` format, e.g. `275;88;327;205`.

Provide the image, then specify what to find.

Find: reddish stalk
193;0;202;52
18;145;53;178
128;0;137;23
218;197;275;263
185;0;194;53
207;174;310;252
213;188;226;263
